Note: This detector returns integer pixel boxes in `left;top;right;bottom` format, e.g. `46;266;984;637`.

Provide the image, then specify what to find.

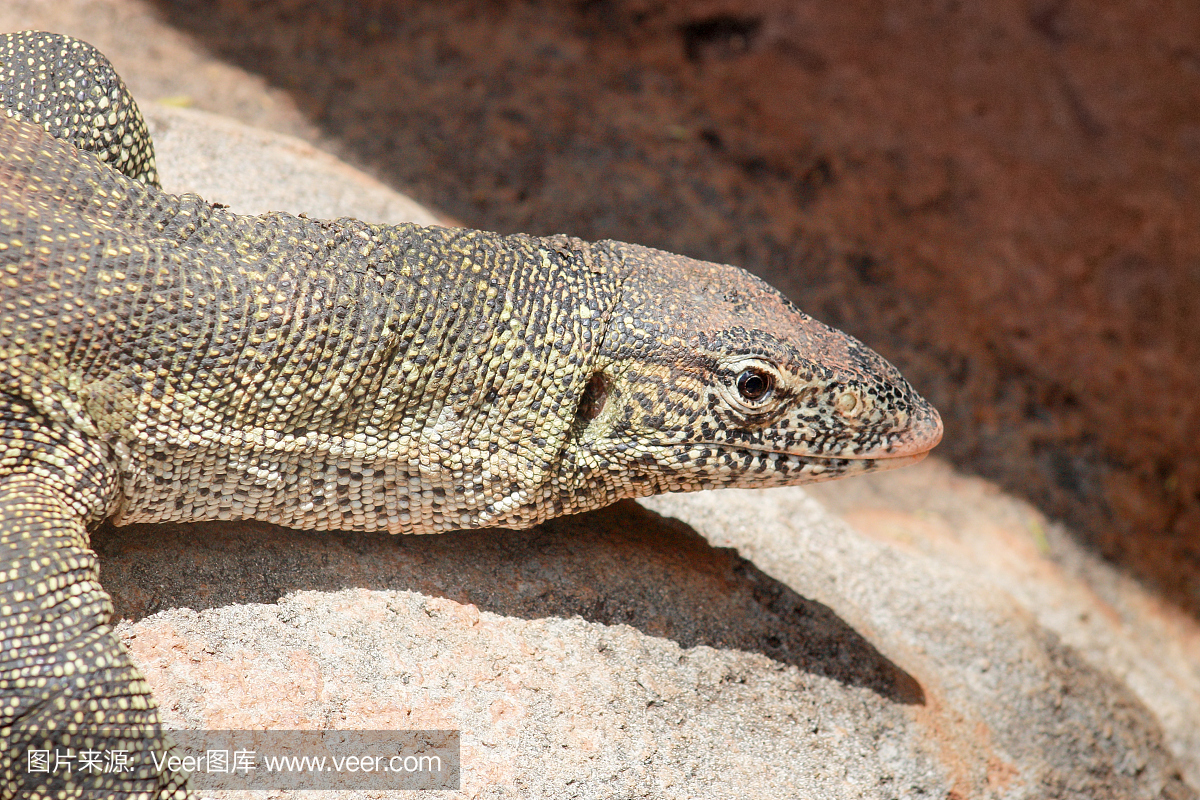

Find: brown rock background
137;0;1200;617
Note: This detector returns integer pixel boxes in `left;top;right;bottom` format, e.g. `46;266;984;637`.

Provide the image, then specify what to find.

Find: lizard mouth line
699;442;936;462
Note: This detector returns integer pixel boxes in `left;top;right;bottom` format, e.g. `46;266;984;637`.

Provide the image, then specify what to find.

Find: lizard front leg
0;402;189;799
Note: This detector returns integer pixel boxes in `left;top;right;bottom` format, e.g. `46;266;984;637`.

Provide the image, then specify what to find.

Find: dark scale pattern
0;31;158;187
0;33;941;799
0;400;187;799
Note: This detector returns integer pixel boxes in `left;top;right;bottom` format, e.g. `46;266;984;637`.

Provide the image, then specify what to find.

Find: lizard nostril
835;390;861;416
577;371;609;422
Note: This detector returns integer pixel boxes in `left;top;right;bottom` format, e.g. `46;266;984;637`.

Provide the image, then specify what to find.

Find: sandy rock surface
100;468;1199;799
147;105;443;226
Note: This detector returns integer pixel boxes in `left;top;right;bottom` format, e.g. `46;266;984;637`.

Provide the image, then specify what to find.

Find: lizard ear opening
576;371;610;422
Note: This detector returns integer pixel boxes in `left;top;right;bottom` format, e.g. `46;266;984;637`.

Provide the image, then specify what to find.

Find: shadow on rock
93;500;923;705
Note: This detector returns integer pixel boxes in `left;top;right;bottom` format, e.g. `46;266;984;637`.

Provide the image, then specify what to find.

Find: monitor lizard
0;31;942;798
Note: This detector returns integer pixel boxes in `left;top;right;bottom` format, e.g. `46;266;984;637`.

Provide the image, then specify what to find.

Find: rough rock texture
102;481;1198;798
148;105;444;225
1;2;1198;798
806;463;1200;794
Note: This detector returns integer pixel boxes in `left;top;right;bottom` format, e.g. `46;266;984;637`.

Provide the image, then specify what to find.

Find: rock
806;459;1200;793
146;105;443;226
102;477;1195;798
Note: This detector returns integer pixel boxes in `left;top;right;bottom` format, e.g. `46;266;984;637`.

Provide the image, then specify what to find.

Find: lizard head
561;242;943;498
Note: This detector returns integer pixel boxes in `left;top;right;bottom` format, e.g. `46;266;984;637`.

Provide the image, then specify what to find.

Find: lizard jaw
673;432;939;486
696;427;942;465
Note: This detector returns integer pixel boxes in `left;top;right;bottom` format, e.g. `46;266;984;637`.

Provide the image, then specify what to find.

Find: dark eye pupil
736;369;772;401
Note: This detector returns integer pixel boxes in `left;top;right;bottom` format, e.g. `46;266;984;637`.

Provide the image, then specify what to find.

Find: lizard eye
736;369;773;402
721;358;782;415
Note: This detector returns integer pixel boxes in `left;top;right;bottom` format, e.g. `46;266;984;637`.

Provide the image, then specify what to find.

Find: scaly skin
0;32;941;798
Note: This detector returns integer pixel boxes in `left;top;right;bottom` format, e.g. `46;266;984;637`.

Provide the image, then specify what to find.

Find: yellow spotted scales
0;32;942;798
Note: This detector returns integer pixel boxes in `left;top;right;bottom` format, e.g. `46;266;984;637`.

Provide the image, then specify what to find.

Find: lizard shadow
92;499;924;705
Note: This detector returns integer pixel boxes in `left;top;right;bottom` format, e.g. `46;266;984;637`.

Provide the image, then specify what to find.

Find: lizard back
0;113;628;533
